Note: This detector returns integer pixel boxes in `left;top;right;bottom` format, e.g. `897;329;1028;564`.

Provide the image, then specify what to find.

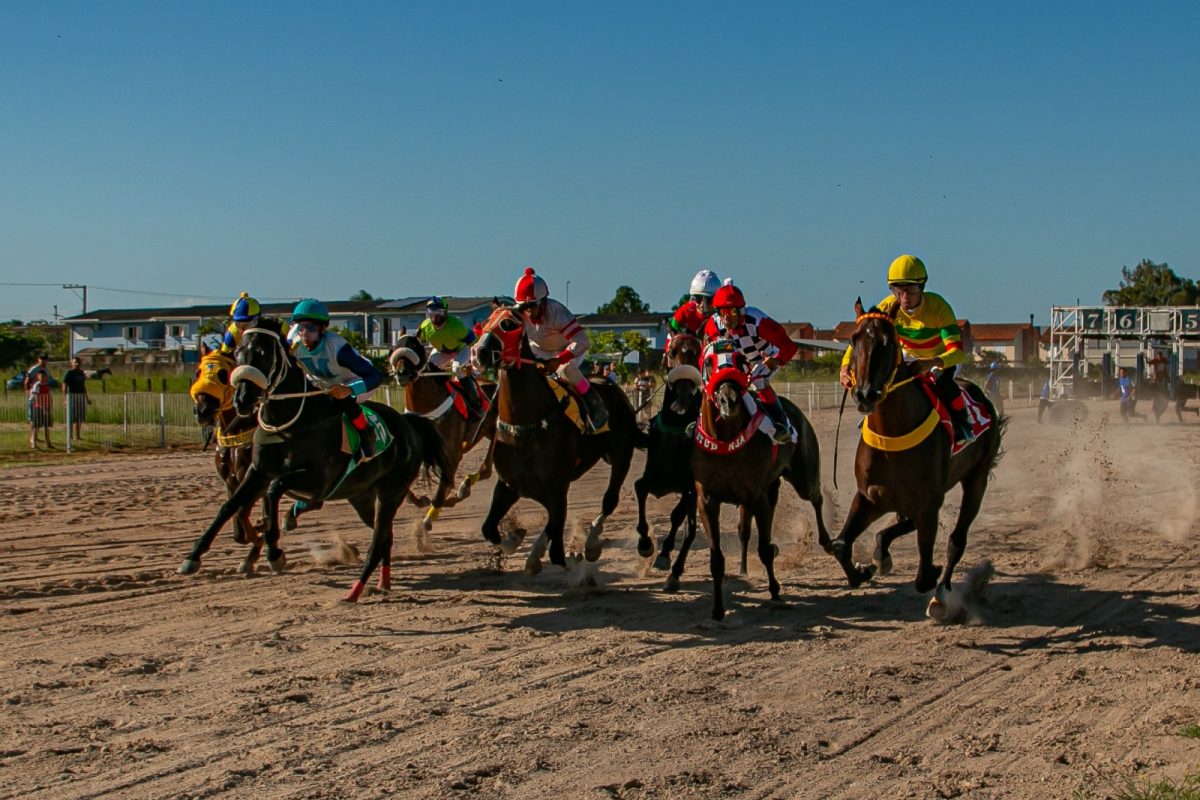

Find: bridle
853;312;916;402
231;327;328;434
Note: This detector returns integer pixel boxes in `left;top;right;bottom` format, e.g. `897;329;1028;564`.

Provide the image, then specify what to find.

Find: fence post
384;386;392;408
66;391;73;454
123;393;129;437
160;391;166;448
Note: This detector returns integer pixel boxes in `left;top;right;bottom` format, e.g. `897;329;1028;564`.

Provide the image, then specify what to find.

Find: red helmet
514;267;549;304
712;281;745;310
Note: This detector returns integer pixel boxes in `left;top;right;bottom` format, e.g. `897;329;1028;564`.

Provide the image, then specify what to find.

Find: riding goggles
295;320;323;334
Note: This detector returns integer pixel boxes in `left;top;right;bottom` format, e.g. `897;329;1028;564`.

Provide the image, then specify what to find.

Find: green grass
1181;725;1200;739
1112;776;1200;800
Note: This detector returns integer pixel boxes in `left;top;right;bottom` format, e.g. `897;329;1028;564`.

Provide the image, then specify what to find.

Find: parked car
5;371;59;391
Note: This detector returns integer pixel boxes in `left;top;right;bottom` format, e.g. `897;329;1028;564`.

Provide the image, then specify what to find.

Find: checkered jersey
702;307;798;365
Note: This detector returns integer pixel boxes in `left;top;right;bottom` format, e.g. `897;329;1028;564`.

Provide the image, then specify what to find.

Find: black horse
178;318;448;602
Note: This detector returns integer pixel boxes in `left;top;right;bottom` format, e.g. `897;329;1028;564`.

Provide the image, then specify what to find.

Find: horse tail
405;414;450;483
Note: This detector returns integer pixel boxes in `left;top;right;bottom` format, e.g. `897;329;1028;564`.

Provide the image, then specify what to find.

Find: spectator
634;368;657;421
62;357;90;440
1117;367;1143;422
29;370;53;449
984;362;1003;415
1038;379;1051;424
24;353;50;391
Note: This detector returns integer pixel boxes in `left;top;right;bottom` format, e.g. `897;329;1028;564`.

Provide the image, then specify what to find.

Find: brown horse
691;340;802;620
833;299;1004;620
473;307;638;576
388;334;497;534
189;350;264;574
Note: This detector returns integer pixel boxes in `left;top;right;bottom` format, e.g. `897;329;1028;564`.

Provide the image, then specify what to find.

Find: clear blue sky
2;1;1197;327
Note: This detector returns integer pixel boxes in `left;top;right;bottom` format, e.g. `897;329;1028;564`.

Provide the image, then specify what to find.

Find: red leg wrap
377;565;391;592
343;580;365;603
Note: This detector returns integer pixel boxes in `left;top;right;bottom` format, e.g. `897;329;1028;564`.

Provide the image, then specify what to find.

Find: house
372;297;505;352
577;312;672;365
64;300;380;364
970;321;1039;364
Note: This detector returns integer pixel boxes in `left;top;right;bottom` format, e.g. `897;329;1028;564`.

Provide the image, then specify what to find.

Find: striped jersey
841;292;965;368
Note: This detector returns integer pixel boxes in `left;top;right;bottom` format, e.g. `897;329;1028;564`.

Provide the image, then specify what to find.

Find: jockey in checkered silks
701;279;797;444
417;296;483;416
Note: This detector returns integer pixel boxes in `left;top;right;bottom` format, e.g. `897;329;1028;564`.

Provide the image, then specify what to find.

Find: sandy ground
2;403;1199;799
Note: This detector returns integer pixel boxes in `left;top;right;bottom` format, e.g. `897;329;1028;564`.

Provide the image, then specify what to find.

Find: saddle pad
546;378;608;435
916;378;992;456
341;406;395;461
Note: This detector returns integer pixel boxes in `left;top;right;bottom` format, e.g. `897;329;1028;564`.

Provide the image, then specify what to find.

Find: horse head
474;306;528;370
388;334;429;386
230;316;289;417
701;339;751;424
848;298;901;414
190;350;236;425
665;363;703;416
666;332;702;370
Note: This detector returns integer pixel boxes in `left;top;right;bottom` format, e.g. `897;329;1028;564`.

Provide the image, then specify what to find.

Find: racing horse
690;340;801;620
642;334;832;594
178;317;448;602
389;333;497;534
473;307;638;575
189;350;264;574
833;299;1004;619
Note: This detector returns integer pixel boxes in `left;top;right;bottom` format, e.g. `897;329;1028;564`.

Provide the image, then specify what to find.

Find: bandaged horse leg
525;529;549;576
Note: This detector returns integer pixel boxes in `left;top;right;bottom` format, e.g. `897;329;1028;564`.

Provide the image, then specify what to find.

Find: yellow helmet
887;254;928;285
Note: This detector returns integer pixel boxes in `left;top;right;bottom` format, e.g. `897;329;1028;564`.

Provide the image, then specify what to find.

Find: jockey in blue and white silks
288;299;384;458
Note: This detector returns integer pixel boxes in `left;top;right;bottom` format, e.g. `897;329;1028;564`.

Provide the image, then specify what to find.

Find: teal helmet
426;296;448;311
291;298;330;324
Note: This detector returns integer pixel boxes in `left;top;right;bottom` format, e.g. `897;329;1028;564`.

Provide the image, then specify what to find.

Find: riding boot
950;405;976;444
582;387;609;430
460;375;483;417
764;397;792;443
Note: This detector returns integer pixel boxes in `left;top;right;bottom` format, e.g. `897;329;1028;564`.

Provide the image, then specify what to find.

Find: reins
238;327;329;434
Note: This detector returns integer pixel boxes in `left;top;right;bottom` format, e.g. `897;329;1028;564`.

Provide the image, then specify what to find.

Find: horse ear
854;297;865;317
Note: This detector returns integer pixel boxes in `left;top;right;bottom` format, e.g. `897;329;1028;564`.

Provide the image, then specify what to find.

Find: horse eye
500;319;518;332
217;369;230;385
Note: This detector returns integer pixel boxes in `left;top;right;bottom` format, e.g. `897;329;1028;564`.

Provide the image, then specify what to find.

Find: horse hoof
926;595;947;620
584;543;602;563
233;530;248;545
283;514;297;532
664;575;680;593
637;537;654;558
178;559;200;575
712;607;726;621
524;558;542;577
652;554;671;572
237;561;255;576
377;566;391;593
268;552;287;574
342;580;365;603
873;555;893;576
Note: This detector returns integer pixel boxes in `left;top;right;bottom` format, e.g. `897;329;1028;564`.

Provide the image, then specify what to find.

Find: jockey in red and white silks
701;280;797;443
513;267;608;428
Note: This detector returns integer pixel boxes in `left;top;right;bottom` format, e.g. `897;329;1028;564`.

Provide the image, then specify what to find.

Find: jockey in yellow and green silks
220;293;261;355
417;296;483;416
840;254;976;443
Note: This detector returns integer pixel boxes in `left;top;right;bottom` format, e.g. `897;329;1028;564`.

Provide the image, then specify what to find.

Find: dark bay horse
834;300;1004;620
473;307;638;576
189;350;263;574
691;342;797;620
178;318;448;603
643;334;832;595
389;334;497;534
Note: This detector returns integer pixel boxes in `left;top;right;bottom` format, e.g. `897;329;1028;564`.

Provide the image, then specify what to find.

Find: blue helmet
989;362;998;370
229;292;261;322
291;298;330;324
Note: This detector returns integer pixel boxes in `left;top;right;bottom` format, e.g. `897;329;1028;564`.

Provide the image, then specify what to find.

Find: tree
1103;259;1198;306
672;294;689;311
589;330;651;380
596;286;650;315
349;289;378;302
0;326;46;371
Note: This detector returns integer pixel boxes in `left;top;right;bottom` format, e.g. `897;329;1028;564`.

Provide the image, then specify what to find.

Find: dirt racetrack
3;403;1199;799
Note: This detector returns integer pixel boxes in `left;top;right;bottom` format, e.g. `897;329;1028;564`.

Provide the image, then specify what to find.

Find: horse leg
928;471;989;620
236;508;263;575
261;479;290;573
481;480;520;549
829;493;885;587
697;487;726;621
345;494;401;603
654;490;688;572
665;490;698;593
755;482;782;601
634;476;655;560
546;492;571;569
737;505;752;576
179;466;269;575
912;506;943;594
585;439;634;563
457;435;496;501
872;515;916;576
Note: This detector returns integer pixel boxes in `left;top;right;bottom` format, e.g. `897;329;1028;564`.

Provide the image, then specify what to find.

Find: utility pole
566;281;571;307
63;283;87;314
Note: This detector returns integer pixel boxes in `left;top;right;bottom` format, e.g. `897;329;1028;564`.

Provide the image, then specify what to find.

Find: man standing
62;357;90;441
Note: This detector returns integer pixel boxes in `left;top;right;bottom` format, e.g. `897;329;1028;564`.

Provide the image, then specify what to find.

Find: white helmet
689;269;721;298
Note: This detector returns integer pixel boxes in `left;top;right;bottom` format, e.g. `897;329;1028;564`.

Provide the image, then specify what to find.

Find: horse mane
255;316;286;336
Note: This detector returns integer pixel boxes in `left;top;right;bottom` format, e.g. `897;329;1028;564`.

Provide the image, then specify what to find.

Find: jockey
417;296;482;416
668;269;721;339
513;266;608;428
219;293;261;354
839;254;974;443
701;279;797;443
288;299;384;459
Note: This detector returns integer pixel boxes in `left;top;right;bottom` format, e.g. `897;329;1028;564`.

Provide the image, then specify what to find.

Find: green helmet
426;296;448;311
291;298;330;324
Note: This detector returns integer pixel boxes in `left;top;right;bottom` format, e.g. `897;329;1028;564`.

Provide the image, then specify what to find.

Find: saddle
340;407;394;462
547;377;608;435
915;375;991;455
442;376;490;420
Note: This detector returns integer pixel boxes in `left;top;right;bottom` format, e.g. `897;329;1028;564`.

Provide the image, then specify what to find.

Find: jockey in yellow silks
219;293;262;355
417;296;483;416
840;254;975;443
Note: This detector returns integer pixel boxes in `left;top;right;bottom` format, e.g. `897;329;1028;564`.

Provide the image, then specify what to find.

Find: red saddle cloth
915;375;992;455
446;378;491;420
